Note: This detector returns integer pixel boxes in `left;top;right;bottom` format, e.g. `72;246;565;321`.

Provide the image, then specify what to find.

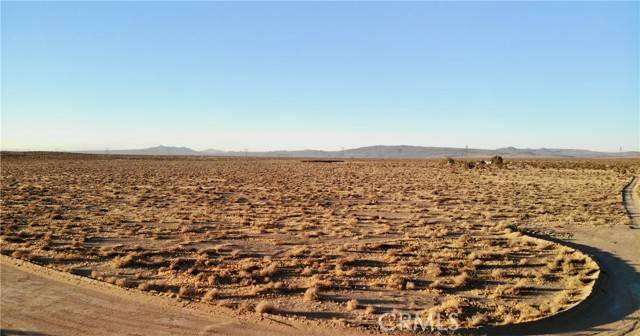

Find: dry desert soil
0;153;639;335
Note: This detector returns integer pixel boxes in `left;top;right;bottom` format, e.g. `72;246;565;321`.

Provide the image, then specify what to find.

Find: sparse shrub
179;286;195;298
554;290;572;306
346;299;360;311
468;313;486;327
115;278;130;287
111;253;136;268
304;287;320;302
258;262;278;277
286;246;307;258
364;306;376;316
11;249;30;259
452;272;470;288
491;284;517;298
490;269;505;280
514;278;529;290
138;281;152;291
515;302;540;322
306;275;332;289
203;288;219;301
386;274;406;289
425;263;443;277
255;301;274;314
429;279;445;289
169;257;194;271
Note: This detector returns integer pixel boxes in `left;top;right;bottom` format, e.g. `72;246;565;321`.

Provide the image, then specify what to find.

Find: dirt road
624;176;640;229
482;176;640;335
0;257;359;336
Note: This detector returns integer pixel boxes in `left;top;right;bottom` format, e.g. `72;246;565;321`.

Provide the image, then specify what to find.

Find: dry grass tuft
452;272;471;288
303;287;320;302
255;300;275;314
203;289;219;301
111;253;136;268
346;299;360;311
114;278;130;287
364;306;376;316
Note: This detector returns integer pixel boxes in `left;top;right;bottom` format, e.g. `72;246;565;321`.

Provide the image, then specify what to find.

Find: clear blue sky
2;2;638;152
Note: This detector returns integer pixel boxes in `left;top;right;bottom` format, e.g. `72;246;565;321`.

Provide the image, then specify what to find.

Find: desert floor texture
1;153;639;335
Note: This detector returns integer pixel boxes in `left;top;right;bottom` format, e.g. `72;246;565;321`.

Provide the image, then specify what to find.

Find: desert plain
1;153;639;335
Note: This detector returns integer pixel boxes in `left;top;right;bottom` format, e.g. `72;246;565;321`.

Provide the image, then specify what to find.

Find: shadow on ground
465;232;640;335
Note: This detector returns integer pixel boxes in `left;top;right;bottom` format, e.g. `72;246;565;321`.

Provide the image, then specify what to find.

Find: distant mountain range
78;145;640;158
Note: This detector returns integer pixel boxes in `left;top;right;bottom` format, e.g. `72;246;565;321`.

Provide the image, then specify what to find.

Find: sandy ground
4;156;617;329
0;255;363;336
1;171;638;336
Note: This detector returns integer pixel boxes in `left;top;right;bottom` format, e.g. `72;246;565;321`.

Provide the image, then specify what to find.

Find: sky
1;2;638;152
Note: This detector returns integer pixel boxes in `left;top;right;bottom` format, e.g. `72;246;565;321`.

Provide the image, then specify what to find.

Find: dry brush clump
255;300;275;314
303;287;320;302
346;299;360;311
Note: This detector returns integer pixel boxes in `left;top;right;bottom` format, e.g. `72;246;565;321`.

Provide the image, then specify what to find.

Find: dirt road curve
482;176;640;335
624;176;640;229
1;177;639;336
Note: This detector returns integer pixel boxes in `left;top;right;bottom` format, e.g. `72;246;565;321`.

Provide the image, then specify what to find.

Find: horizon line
1;144;638;154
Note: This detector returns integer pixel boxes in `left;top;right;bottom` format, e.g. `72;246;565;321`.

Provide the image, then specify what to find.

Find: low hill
76;145;640;158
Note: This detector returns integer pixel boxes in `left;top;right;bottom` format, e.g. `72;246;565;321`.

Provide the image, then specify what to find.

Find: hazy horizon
2;143;639;154
2;2;638;152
